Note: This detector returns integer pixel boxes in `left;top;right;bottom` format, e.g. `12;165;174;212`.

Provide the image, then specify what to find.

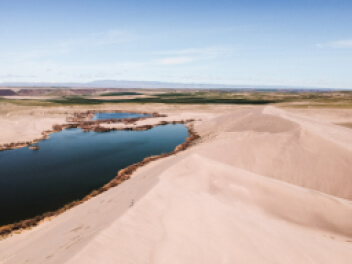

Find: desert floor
0;103;352;263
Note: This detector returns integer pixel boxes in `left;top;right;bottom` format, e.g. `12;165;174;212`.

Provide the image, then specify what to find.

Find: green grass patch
99;92;143;96
48;96;279;105
49;96;104;105
2;90;352;108
153;92;193;97
0;97;60;106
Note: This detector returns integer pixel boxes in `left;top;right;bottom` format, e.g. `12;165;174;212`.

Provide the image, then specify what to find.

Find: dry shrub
0;226;12;236
94;126;109;132
52;124;63;131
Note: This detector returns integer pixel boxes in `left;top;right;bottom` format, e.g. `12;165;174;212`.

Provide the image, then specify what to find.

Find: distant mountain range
0;80;306;89
0;80;344;91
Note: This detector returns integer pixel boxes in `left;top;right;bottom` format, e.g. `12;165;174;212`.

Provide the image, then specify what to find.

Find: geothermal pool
0;124;188;226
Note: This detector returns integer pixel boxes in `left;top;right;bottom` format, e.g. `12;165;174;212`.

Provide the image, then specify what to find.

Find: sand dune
63;154;352;264
196;106;352;199
1;105;352;263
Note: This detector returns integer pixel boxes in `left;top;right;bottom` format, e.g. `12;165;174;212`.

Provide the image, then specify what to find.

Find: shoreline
0;113;200;238
0;110;167;151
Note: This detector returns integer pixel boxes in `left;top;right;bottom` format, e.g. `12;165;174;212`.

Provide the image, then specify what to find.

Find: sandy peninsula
0;103;352;263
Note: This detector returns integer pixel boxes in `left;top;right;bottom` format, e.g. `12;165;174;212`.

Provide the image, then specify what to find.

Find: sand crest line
0;111;200;238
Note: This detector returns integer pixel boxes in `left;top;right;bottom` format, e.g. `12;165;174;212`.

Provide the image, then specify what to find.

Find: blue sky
0;0;351;88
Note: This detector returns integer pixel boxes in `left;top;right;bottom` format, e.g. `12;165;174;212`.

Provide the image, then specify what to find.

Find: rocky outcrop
0;89;17;96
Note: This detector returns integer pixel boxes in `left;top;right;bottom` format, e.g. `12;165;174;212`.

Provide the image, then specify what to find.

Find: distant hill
0;80;306;89
0;89;17;96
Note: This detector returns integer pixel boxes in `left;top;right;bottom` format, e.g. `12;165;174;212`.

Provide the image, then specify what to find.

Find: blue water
0;124;188;226
92;112;151;120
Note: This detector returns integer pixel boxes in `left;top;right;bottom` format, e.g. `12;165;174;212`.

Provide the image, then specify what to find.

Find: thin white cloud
155;46;236;59
59;30;131;48
317;39;352;49
157;48;210;55
0;29;132;63
0;60;147;82
0;47;68;62
157;57;196;65
153;46;236;66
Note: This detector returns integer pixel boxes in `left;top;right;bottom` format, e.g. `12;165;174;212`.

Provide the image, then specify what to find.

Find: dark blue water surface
0;124;188;226
92;112;151;120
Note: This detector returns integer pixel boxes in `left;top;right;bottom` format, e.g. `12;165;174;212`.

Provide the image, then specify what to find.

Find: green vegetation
49;96;104;105
0;97;59;106
48;94;277;105
99;92;143;96
1;90;352;108
153;92;192;97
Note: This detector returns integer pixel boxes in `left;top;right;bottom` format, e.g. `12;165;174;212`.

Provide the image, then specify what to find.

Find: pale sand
0;106;66;145
1;104;352;263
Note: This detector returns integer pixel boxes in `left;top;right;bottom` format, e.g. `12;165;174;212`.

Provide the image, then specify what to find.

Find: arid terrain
0;89;352;263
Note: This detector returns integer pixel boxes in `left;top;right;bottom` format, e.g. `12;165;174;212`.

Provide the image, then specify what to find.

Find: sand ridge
195;106;352;200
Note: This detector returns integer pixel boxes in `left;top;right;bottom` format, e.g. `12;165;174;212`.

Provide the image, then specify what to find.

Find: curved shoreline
0;110;167;151
0;113;200;238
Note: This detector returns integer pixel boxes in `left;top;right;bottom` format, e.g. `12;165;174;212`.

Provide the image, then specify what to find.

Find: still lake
92;112;151;120
0;123;188;226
